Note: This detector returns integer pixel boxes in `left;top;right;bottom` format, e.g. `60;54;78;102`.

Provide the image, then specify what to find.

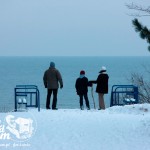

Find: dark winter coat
43;67;63;89
75;77;89;95
96;73;109;93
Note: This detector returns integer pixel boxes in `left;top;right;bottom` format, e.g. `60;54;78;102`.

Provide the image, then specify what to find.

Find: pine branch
126;3;150;52
148;46;150;52
132;19;143;32
132;18;150;51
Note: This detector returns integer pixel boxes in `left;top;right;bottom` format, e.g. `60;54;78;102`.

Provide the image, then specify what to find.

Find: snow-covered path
0;104;150;150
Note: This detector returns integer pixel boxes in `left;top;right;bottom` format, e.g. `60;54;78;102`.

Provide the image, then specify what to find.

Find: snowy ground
0;104;150;150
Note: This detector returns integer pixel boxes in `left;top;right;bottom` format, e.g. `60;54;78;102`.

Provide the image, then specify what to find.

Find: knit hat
80;70;85;75
99;66;106;73
50;62;55;68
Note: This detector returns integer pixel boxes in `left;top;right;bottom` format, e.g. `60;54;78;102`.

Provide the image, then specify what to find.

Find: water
0;56;150;110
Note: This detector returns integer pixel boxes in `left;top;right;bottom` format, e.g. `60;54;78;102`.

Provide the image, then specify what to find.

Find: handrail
110;84;138;107
14;85;40;112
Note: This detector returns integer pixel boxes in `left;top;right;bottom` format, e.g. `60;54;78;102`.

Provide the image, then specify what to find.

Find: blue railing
14;85;40;111
110;85;138;107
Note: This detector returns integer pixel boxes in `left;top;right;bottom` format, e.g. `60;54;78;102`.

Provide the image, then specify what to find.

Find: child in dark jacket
75;70;90;110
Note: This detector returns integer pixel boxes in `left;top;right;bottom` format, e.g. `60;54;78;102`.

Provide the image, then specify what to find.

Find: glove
88;81;93;87
60;85;63;89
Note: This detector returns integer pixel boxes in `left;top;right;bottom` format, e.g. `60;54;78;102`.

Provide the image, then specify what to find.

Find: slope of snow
0;104;150;150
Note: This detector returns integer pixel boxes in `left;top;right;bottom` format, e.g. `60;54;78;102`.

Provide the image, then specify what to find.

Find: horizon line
0;55;149;57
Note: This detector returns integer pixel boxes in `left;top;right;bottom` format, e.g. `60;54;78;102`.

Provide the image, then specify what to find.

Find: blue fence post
38;90;40;112
14;88;17;111
134;86;139;103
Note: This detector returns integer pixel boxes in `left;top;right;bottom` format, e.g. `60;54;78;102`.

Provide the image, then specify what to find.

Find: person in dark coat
75;70;90;110
43;62;63;110
90;66;109;110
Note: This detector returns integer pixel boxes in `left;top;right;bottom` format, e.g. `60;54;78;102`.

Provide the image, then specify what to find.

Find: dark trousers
46;89;58;109
79;93;90;108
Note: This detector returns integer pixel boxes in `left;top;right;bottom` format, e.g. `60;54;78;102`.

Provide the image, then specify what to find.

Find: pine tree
132;18;150;51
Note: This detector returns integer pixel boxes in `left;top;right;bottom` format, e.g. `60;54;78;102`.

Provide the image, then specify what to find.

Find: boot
87;106;90;110
80;106;84;110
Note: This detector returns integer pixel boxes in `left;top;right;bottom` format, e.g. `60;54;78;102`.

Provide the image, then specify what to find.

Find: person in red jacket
75;70;90;110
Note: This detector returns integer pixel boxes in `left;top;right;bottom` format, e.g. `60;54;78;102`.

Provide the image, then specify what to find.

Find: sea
0;56;150;111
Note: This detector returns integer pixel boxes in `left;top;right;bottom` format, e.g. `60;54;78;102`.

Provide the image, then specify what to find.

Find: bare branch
142;64;150;74
127;14;150;17
126;3;150;14
128;68;150;103
126;2;150;17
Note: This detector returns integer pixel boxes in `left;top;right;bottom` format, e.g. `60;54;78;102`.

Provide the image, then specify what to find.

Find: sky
0;0;150;56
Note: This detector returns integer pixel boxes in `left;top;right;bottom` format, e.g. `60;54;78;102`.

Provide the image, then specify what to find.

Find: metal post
14;88;17;111
38;90;40;112
134;86;139;103
30;93;32;105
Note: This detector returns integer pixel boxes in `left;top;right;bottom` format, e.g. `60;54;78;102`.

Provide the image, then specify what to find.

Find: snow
0;104;150;150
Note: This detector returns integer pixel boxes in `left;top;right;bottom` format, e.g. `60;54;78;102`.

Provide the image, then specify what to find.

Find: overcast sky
0;0;149;56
